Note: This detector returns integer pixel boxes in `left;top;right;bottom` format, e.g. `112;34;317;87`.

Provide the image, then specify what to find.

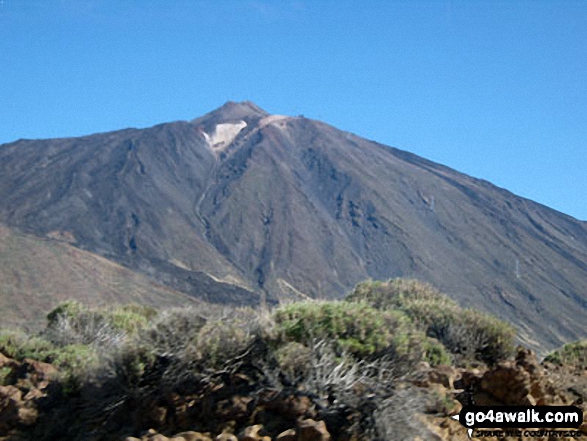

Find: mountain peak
193;101;269;127
225;100;268;115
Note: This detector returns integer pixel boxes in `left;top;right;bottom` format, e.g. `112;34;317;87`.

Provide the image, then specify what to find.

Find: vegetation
273;300;450;367
544;339;587;369
0;279;521;440
347;278;516;365
0;329;56;362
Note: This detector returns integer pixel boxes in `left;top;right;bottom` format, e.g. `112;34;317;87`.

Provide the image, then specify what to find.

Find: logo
451;405;583;439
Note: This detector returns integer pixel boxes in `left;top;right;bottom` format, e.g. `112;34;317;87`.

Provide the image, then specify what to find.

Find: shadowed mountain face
1;101;586;351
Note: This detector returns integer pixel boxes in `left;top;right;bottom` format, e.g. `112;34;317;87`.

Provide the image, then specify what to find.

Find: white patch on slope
205;121;247;152
277;278;311;299
259;115;289;128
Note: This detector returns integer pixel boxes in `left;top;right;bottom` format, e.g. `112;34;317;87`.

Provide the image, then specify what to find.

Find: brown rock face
0;354;51;438
0;385;22;435
296;419;331;441
457;348;570;407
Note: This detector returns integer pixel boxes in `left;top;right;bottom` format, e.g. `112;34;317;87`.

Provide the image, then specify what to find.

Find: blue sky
1;1;585;220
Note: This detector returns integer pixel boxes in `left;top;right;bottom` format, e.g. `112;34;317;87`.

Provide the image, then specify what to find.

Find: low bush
46;300;85;326
347;278;457;310
275;341;313;380
404;302;515;365
346;279;516;365
0;329;56;361
372;386;431;441
272;300;451;367
0;328;98;392
107;308;149;334
0;367;10;386
51;343;98;372
544;339;587;369
45;301;153;348
273;300;407;357
194;318;255;368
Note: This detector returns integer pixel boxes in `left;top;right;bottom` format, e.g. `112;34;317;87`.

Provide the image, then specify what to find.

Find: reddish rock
296;419;330;441
19;358;57;383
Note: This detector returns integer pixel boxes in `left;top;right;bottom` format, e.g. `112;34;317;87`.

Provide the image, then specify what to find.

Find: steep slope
0;101;586;350
0;224;200;330
0;105;262;308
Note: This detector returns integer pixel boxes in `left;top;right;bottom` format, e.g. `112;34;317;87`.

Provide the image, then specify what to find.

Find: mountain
1;101;586;351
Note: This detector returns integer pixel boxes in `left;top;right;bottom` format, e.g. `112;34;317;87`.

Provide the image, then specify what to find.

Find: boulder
174;432;212;441
240;424;263;441
216;431;238;441
469;348;570;406
17;359;57;385
296;419;330;441
428;365;459;390
275;429;296;441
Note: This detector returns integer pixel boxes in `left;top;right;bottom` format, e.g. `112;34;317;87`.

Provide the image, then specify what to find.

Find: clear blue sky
1;1;585;220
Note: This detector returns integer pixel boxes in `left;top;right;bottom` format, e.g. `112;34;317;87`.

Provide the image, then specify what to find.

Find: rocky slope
0;224;202;330
1;101;586;350
2;346;586;441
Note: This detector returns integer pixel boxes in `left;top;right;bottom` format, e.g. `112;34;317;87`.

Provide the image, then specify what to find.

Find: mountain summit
193;100;269;125
1;102;586;351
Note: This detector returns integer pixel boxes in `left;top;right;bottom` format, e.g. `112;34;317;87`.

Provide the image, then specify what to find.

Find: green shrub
0;329;56;362
101;343;156;389
347;278;456;310
0;328;100;391
0;367;11;386
272;300;450;367
46;302;113;346
107;308;149;334
115;304;158;320
403;302;515;365
194;319;255;368
51;344;98;371
346;279;516;365
46;302;155;348
47;300;85;327
421;337;452;366
142;307;209;359
275;341;313;379
544;340;587;369
273;301;405;357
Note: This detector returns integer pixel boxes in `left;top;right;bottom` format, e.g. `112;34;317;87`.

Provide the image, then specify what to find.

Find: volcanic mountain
1;101;586;351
